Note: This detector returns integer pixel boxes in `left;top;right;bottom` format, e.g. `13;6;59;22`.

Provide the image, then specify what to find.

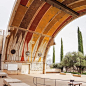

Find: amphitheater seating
0;71;7;78
3;79;21;86
8;83;30;86
3;78;30;86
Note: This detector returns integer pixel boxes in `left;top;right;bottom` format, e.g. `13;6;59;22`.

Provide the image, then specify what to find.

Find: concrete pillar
1;54;4;70
1;62;3;70
29;64;30;74
43;62;46;74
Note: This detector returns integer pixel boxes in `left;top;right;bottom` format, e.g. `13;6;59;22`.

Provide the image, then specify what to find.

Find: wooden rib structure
3;0;86;73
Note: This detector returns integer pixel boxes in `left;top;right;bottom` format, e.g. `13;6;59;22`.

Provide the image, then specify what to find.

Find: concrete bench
8;83;30;86
68;82;82;86
0;72;7;78
3;79;21;86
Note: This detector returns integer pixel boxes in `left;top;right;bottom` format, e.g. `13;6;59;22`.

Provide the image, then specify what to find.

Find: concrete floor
1;73;86;86
9;74;68;86
9;74;35;86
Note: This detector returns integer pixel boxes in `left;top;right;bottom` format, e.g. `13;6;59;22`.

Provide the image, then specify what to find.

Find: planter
73;74;81;77
60;72;66;75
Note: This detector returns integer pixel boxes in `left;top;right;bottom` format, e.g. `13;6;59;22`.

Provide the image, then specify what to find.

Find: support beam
42;0;79;18
9;26;52;38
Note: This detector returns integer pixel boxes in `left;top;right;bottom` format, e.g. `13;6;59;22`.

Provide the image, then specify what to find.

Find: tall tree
53;46;55;63
60;38;63;61
78;27;80;51
77;27;83;54
80;31;83;53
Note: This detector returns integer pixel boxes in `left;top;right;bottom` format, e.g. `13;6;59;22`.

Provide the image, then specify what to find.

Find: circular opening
38;53;42;57
26;51;30;56
11;49;16;54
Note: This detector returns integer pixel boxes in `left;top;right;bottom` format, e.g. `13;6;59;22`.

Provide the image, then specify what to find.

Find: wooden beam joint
42;0;79;18
10;26;52;38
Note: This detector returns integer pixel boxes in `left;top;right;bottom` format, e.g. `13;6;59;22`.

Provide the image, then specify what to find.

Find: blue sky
0;0;86;64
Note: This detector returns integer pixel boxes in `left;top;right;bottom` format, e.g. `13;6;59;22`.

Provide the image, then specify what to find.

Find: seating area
60;72;66;75
73;74;81;77
0;71;7;78
0;71;86;86
3;78;30;86
68;82;82;86
3;79;21;86
8;83;30;86
0;71;30;86
1;0;86;86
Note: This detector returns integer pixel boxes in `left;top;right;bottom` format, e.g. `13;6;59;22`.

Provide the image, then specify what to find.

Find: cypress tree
78;27;80;51
53;46;55;63
80;31;83;53
77;27;83;54
60;38;63;61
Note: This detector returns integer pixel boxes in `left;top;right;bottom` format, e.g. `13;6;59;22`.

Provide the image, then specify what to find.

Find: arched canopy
4;0;86;62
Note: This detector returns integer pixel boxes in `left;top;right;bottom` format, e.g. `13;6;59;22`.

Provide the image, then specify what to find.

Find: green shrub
50;63;63;69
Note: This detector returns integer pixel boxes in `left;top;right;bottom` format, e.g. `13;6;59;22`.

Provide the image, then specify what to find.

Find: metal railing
33;77;67;86
33;77;86;86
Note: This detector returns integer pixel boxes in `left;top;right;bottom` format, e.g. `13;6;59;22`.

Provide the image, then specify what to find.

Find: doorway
21;64;30;74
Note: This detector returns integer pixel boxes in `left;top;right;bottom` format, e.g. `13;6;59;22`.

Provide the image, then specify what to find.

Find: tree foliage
53;46;55;63
62;51;86;73
62;52;72;67
60;38;63;61
51;51;86;74
78;27;83;54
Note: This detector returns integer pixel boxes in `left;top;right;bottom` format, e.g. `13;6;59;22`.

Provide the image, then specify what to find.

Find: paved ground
9;74;35;86
1;73;86;86
9;74;68;86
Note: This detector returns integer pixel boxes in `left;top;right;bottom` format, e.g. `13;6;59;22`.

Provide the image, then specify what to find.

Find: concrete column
1;54;4;70
43;62;46;74
29;64;30;74
1;62;3;70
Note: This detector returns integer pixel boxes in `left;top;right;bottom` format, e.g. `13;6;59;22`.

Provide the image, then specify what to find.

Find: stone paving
1;73;86;86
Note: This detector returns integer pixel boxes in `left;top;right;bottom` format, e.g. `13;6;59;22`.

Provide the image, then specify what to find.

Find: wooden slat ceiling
5;0;86;62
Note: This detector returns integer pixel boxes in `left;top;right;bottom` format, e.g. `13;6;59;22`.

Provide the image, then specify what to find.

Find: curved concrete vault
3;0;86;73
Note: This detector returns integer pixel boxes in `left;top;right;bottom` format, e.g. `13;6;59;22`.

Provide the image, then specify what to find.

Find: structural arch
3;0;86;73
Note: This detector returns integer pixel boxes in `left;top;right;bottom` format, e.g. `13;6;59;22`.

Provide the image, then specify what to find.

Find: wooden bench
73;74;81;77
8;83;30;86
60;72;66;75
3;79;21;86
68;82;82;86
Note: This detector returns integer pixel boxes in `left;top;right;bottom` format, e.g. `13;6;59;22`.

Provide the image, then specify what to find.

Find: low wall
3;62;44;74
46;68;61;73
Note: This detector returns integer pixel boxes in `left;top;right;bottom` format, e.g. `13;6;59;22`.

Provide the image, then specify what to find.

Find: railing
33;77;57;86
33;77;69;86
33;77;86;86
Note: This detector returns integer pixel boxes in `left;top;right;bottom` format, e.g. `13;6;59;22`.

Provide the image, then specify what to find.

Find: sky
0;0;15;30
47;15;86;64
0;0;86;64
